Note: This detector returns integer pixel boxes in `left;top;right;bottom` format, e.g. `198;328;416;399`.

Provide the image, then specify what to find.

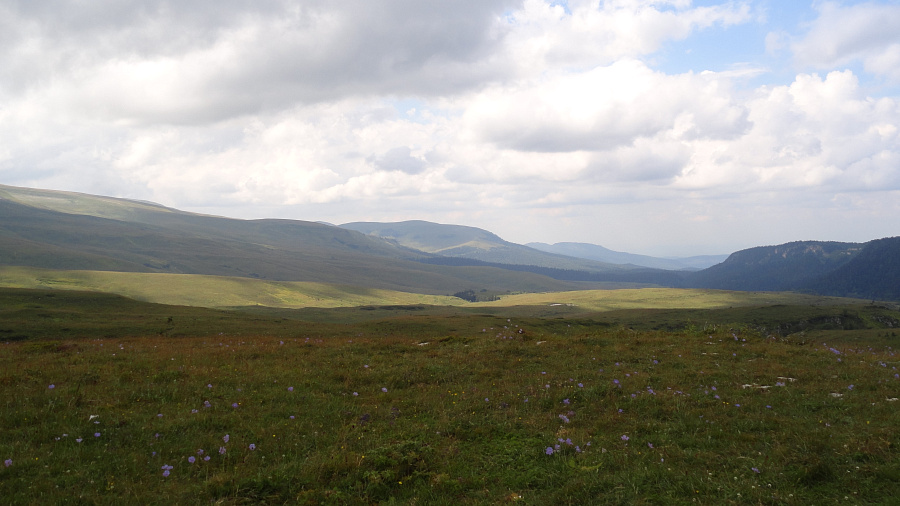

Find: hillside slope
802;236;900;301
0;185;594;294
340;220;633;273
686;241;862;291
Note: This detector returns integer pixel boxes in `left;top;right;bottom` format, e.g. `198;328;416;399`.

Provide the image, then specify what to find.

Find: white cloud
792;1;900;82
2;1;900;256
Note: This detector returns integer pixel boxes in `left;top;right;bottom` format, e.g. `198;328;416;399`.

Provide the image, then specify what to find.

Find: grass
1;288;899;504
0;266;464;309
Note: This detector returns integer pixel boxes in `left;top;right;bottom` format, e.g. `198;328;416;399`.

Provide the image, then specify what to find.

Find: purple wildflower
558;414;570;423
219;447;226;455
223;434;229;443
752;467;760;473
381;387;388;393
563;398;570;405
204;456;211;462
288;387;294;392
545;447;554;455
621;435;629;441
249;444;256;450
232;402;238;408
48;384;55;389
3;459;11;467
161;464;173;477
94;432;100;437
188;456;196;464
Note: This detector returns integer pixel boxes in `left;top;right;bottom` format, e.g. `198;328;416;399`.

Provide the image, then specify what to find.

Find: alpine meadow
3;1;900;504
1;185;899;504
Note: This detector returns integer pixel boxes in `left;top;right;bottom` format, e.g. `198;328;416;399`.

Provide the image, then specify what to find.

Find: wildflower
157;413;163;418
76;438;83;443
223;434;230;443
3;459;11;467
848;385;855;390
352;392;358;396
48;384;55;389
188;456;196;464
207;384;212;388
558;414;570;423
203;456;210;461
203;401;211;408
197;449;204;455
545;447;554;455
289;415;295;419
578;383;584;388
288;387;294;392
647;443;654;449
563;399;570;405
191;409;198;414
752;467;760;473
381;387;388;393
219;447;226;455
249;444;256;450
232;402;239;408
161;464;173;477
621;435;629;441
94;433;101;437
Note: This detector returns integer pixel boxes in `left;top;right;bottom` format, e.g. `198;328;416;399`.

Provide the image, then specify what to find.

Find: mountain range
1;184;898;301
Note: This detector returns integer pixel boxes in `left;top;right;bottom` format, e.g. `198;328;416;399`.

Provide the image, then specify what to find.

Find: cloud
792;1;900;82
463;60;750;153
2;1;899;255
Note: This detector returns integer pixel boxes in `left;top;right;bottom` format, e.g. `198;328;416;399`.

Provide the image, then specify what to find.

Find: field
1;287;899;504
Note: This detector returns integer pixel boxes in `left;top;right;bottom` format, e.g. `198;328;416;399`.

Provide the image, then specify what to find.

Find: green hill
0;184;597;295
340;220;634;273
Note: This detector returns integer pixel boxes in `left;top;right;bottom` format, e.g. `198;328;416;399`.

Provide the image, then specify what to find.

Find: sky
2;0;899;257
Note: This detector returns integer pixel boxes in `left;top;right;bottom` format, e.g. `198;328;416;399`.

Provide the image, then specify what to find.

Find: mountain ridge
2;184;897;301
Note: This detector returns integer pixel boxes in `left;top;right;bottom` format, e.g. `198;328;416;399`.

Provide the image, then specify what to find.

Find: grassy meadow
1;285;899;504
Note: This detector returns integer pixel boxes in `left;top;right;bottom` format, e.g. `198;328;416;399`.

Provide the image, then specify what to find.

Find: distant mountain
686;241;863;291
526;242;727;270
340;221;635;273
3;184;897;301
0;184;593;294
802;237;900;301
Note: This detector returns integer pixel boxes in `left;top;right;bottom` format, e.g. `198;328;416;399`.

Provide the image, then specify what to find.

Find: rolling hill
340;220;636;273
0;184;599;295
2;184;898;302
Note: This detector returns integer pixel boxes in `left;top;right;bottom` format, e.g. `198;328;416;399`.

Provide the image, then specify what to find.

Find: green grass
1;288;899;504
0;266;464;308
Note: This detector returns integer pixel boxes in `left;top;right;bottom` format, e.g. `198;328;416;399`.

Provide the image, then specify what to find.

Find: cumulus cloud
792;1;900;82
463;60;750;153
1;1;899;255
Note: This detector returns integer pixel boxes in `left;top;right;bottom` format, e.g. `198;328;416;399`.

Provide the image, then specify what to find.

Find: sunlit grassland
2;315;899;504
0;266;463;308
471;288;871;313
